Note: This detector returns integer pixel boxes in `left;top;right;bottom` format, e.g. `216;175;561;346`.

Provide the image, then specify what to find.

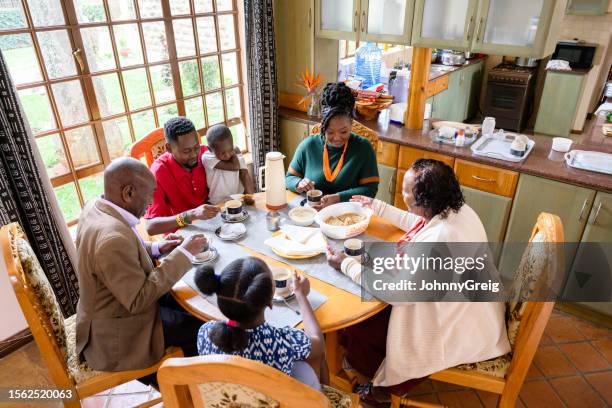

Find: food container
440;50;466;66
288;206;317;227
314;202;373;239
551;137;573;153
516;57;538;67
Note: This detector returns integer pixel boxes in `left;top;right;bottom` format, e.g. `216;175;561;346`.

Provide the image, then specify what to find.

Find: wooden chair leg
135;397;162;408
62;399;82;408
391;393;402;408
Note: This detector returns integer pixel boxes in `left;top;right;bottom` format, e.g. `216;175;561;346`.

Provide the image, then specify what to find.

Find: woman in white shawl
327;158;510;404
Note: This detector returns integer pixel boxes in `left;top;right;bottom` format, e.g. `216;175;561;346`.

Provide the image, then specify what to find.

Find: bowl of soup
288;206;317;226
315;202;373;239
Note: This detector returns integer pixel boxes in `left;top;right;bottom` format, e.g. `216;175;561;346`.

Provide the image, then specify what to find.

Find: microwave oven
552;41;597;69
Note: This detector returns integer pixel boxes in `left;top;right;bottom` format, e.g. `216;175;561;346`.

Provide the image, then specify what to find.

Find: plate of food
264;226;327;259
314;202;372;239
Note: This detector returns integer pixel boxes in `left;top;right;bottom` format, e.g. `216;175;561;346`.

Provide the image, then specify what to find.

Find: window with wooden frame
0;0;247;228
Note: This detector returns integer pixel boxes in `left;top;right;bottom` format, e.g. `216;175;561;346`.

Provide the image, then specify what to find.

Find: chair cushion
197;382;280;407
322;384;353;408
64;315;103;384
16;238;68;358
455;353;512;379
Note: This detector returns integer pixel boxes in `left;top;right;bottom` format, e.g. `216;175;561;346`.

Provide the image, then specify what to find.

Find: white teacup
344;238;365;263
224;199;244;220
272;267;293;298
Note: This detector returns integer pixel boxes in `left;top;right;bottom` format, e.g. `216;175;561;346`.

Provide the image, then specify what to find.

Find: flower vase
307;93;321;118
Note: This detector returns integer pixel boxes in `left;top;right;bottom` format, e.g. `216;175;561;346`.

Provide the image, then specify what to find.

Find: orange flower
296;69;322;106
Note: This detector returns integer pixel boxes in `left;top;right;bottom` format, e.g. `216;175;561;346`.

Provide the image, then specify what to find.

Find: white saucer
192;247;219;265
221;210;249;223
272;292;296;303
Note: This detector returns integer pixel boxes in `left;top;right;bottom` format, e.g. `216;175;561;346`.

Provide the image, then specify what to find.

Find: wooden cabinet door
360;0;415;44
461;186;512;263
565;191;612;307
275;0;314;95
280;118;309;166
412;0;479;50
534;71;586;137
471;0;565;58
498;174;595;279
375;164;397;205
397;146;454;170
464;61;483;120
315;0;360;40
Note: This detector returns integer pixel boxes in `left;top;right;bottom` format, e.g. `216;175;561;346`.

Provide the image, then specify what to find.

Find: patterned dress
197;322;312;375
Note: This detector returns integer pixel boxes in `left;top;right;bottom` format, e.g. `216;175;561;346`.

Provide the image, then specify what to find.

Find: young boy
202;124;254;204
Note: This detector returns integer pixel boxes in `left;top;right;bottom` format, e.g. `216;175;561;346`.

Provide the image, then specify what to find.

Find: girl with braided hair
285;82;379;208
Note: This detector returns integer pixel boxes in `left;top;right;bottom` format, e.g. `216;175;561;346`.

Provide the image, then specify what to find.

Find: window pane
142;21;169;62
92;73;125;117
0;34;43;85
216;0;233;11
205;92;223;125
35;134;69;178
64;126;101;168
37;30;77;79
221;52;238;86
149;64;175;103
52;80;89;126
229;123;246;150
108;0;136;21
194;0;213;13
0;1;27;29
122;68;152;110
79;172;104;204
201;55;220;91
138;0;162;18
179;59;201;96
132;109;155;139
103;116;132;159
157;103;178;127
81;27;116;72
170;0;190;15
54;183;80;223
74;0;106;23
185;97;205;130
113;24;144;67
225;87;241;120
18;87;56;134
218;14;236;50
196;17;217;54
27;0;65;27
173;18;196;58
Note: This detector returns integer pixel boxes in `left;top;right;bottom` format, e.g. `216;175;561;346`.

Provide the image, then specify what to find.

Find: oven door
484;82;528;119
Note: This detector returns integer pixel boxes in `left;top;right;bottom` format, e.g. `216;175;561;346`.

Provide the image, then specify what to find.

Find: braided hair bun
320;82;355;134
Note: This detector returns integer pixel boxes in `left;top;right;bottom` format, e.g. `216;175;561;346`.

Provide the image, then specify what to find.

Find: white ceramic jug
259;152;287;210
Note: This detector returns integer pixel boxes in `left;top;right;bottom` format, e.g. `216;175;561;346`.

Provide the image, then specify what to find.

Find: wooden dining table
171;190;405;391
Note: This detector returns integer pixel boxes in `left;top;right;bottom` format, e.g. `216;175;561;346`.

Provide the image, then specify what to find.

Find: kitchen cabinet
412;0;480;50
534;71;586;137
280;118;309;166
498;174;595;280
376;164;397;205
275;0;338;96
471;0;567;58
566;0;610;15
454;159;518;198
463;61;484;120
428;61;483;122
564;191;612;305
315;0;414;44
461;186;512;262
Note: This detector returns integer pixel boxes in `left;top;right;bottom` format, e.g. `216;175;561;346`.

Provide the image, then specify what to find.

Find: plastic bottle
355;42;382;89
455;129;466;147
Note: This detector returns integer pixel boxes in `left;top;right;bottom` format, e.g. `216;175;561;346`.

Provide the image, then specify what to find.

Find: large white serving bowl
314;202;373;239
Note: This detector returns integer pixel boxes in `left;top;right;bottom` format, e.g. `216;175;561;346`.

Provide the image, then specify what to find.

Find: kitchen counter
279;107;612;193
428;56;487;81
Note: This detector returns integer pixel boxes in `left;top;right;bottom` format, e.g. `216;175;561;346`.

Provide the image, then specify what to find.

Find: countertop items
280;107;612;193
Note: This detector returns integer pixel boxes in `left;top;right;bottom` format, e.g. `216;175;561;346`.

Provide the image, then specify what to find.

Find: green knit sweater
285;133;379;201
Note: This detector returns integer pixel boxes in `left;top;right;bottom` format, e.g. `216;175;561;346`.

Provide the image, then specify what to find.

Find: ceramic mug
344;238;365;263
272;267;293;298
224;199;244;220
306;189;322;206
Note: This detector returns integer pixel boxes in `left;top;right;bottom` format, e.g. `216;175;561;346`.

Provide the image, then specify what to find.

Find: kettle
259;152;287;210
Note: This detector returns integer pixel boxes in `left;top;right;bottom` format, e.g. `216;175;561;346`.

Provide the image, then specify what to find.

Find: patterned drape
244;0;279;184
0;50;79;316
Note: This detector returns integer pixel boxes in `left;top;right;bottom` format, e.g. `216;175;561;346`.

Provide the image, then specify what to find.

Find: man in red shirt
145;117;220;235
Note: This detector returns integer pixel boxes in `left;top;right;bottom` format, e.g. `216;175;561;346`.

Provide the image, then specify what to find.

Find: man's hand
158;233;184;255
320;194;341;208
188;204;220;221
296;178;315;193
326;245;347;271
180;234;207;256
293;272;311;299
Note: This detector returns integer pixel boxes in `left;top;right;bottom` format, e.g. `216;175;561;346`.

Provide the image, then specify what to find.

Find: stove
484;63;537;132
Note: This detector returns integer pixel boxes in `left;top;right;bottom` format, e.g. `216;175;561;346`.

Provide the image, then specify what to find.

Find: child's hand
293;272;310;298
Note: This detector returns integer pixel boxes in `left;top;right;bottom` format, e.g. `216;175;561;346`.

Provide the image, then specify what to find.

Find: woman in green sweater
286;82;379;208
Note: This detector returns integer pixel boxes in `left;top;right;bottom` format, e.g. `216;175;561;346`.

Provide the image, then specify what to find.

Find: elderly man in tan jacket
75;157;206;373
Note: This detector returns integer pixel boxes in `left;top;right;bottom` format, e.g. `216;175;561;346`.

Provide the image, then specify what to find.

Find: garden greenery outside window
0;0;247;228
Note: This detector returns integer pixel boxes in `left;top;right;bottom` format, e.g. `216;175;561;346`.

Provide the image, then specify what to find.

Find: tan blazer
75;199;192;371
